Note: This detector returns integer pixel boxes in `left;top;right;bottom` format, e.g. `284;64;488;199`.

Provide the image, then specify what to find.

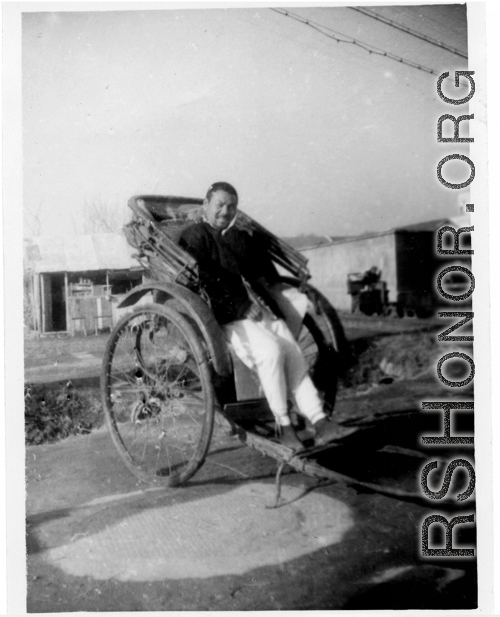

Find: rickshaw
101;195;422;503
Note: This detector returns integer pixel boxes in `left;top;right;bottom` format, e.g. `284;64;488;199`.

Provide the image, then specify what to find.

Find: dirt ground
24;314;477;611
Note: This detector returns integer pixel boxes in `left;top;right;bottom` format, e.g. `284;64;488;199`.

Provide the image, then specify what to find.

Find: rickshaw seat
158;220;198;245
138;197;205;245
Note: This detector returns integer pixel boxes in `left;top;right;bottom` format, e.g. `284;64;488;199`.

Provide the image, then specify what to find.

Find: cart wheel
101;303;215;486
295;284;346;413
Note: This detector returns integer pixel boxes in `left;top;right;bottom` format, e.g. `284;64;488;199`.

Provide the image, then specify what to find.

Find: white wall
301;233;398;312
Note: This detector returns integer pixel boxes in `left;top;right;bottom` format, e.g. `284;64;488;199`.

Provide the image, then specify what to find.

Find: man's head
204;182;238;230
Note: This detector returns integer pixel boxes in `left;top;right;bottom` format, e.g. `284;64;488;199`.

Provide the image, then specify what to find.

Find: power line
351;7;468;59
270;8;443;77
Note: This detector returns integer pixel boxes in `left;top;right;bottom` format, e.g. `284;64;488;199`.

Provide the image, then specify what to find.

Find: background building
301;217;472;316
24;233;144;335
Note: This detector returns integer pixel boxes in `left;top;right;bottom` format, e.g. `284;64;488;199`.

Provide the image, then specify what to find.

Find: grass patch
25;382;104;446
340;331;439;390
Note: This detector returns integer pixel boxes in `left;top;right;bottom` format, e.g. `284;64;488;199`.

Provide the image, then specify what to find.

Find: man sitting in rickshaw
180;182;352;451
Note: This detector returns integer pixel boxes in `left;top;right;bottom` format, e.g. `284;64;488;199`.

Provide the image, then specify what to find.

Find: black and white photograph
5;0;494;612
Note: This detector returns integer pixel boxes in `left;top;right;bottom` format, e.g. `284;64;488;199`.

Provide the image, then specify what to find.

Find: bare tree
24;200;48;237
81;196;128;235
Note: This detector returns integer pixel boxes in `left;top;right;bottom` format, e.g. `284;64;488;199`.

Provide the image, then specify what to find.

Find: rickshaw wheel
294;283;346;414
101;303;215;486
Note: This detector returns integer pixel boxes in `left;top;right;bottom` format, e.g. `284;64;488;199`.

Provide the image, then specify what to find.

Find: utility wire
270;7;445;77
351;7;468;59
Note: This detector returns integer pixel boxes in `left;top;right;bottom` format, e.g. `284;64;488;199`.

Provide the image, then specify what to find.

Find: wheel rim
103;306;213;485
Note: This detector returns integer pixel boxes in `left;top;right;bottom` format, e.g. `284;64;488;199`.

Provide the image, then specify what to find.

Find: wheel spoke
102;304;214;486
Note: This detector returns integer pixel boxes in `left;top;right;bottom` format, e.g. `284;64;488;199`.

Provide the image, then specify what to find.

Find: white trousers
223;316;326;427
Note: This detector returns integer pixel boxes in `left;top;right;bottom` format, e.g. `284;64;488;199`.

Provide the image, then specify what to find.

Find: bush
25;382;103;446
339;332;438;391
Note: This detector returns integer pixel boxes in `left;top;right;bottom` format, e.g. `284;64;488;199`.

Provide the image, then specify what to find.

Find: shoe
279;424;305;452
314;418;357;447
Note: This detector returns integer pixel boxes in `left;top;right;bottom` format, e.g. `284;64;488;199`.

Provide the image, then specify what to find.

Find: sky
22;4;471;239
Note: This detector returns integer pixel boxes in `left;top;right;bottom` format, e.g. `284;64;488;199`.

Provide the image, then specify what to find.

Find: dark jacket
179;222;279;324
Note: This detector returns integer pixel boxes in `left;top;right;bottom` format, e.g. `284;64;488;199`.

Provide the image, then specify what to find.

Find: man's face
204;190;238;230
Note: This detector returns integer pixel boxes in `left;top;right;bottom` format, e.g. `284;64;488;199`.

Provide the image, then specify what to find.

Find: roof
299;218;453;251
24;233;142;274
282;234;335;250
393;218;451;233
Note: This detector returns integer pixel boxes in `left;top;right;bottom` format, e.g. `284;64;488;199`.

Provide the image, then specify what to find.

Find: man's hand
244;302;263;321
